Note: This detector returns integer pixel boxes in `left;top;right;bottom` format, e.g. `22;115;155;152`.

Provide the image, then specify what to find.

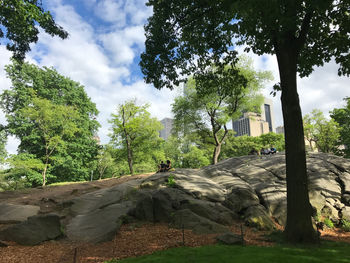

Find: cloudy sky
0;0;349;154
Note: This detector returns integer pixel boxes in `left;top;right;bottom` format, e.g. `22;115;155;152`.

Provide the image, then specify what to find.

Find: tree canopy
140;0;349;243
0;0;68;60
109;100;163;175
303;109;340;154
0;130;7;165
331;97;350;158
172;56;271;164
19;96;80;186
0;61;100;184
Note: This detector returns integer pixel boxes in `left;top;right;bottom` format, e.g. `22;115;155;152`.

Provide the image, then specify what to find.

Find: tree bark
126;136;134;175
212;143;221;165
276;44;317;243
42;157;49;186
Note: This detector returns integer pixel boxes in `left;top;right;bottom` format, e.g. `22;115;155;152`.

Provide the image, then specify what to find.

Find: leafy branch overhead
0;0;68;60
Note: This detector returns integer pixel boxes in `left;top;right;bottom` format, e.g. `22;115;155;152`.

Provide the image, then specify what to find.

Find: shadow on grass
106;238;350;263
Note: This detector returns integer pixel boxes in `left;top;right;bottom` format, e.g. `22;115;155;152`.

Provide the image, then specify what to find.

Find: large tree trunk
276;45;318;243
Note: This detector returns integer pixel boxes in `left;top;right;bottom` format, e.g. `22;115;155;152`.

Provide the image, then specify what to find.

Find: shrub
323;218;334;228
341;219;350;232
167;175;176;187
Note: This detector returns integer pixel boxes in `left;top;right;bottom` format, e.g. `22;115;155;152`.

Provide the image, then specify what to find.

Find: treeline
0;60;349;190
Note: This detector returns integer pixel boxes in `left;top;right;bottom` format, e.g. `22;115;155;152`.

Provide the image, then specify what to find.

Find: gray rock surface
0;204;40;223
2;152;350;245
0;214;61;245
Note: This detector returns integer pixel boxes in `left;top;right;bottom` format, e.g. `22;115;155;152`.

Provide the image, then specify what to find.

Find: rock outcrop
1;152;350;244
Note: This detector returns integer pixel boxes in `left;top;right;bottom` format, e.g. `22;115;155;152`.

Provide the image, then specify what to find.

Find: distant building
232;97;274;137
159;118;174;140
276;126;284;134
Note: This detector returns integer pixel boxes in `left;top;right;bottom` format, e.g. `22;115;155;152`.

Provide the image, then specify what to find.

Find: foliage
96;145;116;180
109;100;163;175
107;242;350;263
167;175;176;187
172;56;270;164
259;133;285;152
0;0;68;60
162;135;210;169
341;219;350;232
222;134;261;158
182;146;211;169
20;96;80;185
4;153;44;187
331;98;350;158
0;61;100;185
141;0;349;243
303;109;340;153
323;218;334;229
0;130;7;165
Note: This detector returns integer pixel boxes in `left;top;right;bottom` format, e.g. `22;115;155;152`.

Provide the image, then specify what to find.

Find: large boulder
0;214;61;245
66;201;133;243
0;204;40;223
171;209;229;234
243;205;275;230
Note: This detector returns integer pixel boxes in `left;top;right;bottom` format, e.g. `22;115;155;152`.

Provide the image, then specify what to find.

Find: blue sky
0;0;349;154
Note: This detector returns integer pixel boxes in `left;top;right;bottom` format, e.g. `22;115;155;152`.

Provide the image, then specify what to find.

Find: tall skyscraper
159;118;174;140
232;97;274;137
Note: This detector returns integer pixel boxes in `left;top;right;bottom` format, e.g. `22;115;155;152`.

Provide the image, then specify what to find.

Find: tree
0;0;68;60
3;153;44;188
172;57;270;164
0;61;100;183
304;109;340;153
331;98;350;158
0;130;7;165
140;0;349;243
162;135;211;168
96;145;116;180
20;96;80;186
109;100;163;175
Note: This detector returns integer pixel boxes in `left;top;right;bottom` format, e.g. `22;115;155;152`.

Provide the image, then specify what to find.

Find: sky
0;0;349;154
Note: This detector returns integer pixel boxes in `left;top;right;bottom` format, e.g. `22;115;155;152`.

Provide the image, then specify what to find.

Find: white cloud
95;0;126;26
100;26;145;65
95;0;151;27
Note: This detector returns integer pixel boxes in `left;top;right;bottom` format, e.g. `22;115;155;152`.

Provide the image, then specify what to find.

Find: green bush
341;219;350;232
167;175;176;187
323;218;334;228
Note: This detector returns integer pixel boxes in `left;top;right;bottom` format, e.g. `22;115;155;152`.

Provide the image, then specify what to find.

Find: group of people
249;147;277;155
260;147;277;155
158;160;171;172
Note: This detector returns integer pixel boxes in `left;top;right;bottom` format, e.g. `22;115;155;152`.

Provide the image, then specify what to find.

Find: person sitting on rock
165;160;172;171
158;161;167;172
270;146;277;154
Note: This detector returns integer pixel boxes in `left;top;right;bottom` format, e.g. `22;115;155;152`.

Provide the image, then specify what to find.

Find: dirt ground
0;174;350;263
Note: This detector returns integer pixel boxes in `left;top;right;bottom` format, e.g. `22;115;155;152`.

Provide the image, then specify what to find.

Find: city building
232;97;275;137
276;126;285;134
159;118;174;140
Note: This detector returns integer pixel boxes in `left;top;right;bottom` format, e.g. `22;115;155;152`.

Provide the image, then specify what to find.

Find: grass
106;241;350;263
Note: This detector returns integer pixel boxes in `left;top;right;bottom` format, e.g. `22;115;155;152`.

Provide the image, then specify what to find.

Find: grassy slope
107;242;350;263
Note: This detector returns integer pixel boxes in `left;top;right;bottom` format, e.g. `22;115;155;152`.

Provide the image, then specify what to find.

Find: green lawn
106;242;350;263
